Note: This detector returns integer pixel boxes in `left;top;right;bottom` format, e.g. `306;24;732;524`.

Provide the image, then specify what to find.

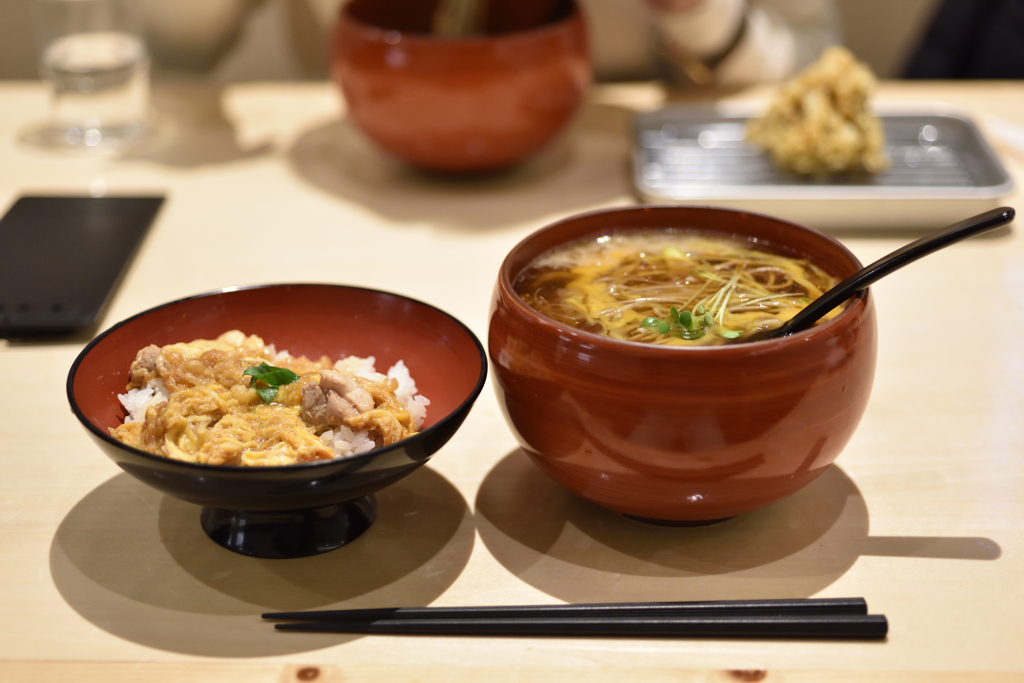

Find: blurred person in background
622;0;839;85
137;0;838;86
902;0;1024;78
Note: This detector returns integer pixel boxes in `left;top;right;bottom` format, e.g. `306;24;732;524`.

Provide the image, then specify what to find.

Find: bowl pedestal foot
200;495;377;559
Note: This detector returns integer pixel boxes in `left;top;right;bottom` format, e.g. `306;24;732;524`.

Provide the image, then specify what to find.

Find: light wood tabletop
1;78;1023;682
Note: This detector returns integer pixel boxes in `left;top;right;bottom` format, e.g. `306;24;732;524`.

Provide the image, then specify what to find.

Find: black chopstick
262;597;867;622
263;598;887;639
271;615;889;640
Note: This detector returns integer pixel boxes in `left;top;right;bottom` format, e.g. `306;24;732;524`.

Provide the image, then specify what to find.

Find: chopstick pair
263;597;888;640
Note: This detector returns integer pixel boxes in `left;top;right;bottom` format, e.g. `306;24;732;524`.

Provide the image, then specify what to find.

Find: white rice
387;359;430;430
117;355;429;459
329;355;430;429
319;425;377;456
119;378;168;423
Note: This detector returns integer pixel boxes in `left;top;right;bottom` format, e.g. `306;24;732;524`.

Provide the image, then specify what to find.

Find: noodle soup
491;206;876;521
513;231;841;346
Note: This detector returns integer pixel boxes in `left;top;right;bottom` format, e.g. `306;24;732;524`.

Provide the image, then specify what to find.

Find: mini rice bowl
68;284;486;558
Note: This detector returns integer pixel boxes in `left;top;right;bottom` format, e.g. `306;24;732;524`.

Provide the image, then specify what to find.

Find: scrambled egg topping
111;331;418;467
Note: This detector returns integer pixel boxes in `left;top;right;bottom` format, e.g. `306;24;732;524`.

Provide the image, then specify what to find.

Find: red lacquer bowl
68;284;486;558
488;206;877;523
331;0;591;173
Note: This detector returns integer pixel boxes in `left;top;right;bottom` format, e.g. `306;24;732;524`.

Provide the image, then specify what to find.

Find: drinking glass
28;0;151;151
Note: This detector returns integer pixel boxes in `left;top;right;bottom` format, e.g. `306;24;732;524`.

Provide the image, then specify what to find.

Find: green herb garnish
640;306;709;340
243;362;300;404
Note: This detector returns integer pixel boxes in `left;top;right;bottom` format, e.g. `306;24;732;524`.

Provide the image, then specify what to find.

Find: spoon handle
776;206;1015;337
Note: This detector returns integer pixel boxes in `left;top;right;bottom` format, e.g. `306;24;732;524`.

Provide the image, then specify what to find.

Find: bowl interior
71;284;486;443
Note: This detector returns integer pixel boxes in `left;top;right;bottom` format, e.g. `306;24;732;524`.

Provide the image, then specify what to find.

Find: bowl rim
67;282;489;474
495;204;871;357
339;0;584;45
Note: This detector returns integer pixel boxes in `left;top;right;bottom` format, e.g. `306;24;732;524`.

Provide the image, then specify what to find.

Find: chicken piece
344;376;418;446
128;344;162;388
327;391;360;421
300;369;373;429
319;370;374;412
300;381;328;425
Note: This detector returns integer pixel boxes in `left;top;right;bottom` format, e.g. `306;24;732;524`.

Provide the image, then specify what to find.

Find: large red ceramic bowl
68;284;487;558
489;206;877;523
331;0;591;172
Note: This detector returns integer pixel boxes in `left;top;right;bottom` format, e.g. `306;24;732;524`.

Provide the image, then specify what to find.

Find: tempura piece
746;46;889;176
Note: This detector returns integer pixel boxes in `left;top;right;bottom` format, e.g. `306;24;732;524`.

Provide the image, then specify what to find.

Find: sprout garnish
641;306;710;340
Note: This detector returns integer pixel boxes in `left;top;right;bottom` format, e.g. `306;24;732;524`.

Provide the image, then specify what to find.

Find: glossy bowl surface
331;0;591;172
68;284;487;557
489;206;877;522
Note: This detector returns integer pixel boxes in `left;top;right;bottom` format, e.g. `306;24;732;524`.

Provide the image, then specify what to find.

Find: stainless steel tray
632;107;1015;230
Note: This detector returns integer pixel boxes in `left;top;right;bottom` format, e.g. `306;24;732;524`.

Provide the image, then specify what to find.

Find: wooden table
1;79;1023;682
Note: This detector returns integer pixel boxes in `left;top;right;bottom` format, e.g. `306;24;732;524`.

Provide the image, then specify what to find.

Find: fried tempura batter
746;46;889;176
111;331;419;467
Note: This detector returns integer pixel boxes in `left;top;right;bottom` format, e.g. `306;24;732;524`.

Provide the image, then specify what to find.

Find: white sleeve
653;0;840;86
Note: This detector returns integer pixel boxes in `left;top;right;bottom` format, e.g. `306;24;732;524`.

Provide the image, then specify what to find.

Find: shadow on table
285;102;637;232
116;82;273;168
475;449;1001;603
49;466;473;657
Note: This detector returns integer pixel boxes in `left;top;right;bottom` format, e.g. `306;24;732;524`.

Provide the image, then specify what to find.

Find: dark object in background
0;195;164;335
903;0;1024;78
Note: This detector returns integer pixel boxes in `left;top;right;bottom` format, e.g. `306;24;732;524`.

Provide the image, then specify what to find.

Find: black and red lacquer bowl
68;284;486;558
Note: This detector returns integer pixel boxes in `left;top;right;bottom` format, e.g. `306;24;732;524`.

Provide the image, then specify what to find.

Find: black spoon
742;206;1015;343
